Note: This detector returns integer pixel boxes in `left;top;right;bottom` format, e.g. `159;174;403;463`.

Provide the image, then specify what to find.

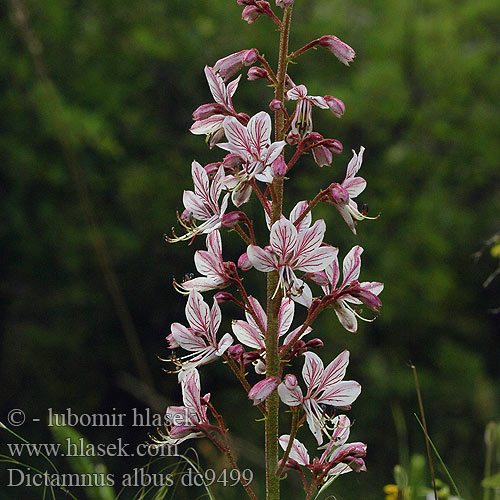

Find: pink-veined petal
249;377;280;406
264;140;287;165
190;115;224;135
333;301;358;332
278;298;294;337
232;184;253;207
346;147;365;179
170;323;206;351
279;435;310;466
180;369;202;413
210;298;222;341
219;116;250;160
186;291;211;334
191;161;210;202
309;95;329;109
293;219;327;263
226;75;241;104
246;296;267;332
303;398;325;444
286;85;308;100
336;203;356;234
283;325;312;345
210;165;225;207
204;66;227;107
289;200;312;231
248;111;271;155
232;320;264;349
216;333;233;355
318;350;350;391
331;415;351;446
270;219;297;260
343;176;366;198
183;190;211;221
247;245;278;272
194;250;220;277
206;230;224;266
292;280;313;308
302;352;324;393
360;281;384;296
342;246;363;286
181;276;225;292
278;381;303;407
316;380;361;406
295;245;337;273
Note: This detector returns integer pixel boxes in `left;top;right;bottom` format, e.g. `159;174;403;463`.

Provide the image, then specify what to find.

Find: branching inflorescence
160;2;383;500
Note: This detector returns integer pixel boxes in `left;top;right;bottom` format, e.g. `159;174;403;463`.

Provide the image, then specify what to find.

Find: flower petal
333;301;358;332
246;296;267;332
232;320;264;349
183;190;210;220
319;350;350;391
295;245;337;273
278;380;303;406
279;435;310;466
342;246;363;286
278;298;294;337
247;111;271;155
204;66;228;107
247;245;278;272
270;219;297;260
346;147;365;179
316;380;361;406
302;352;324;392
170;323;207;352
289;200;311;232
186;291;211;334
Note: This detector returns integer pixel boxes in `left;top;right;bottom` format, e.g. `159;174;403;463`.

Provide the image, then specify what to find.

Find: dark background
1;0;499;498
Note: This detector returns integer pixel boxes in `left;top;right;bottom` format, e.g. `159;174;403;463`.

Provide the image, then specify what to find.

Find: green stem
265;6;293;500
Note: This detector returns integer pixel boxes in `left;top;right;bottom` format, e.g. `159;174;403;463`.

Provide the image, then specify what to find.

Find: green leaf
482;473;500;488
49;418;115;500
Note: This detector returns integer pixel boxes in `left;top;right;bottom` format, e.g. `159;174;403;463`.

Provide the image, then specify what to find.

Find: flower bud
192;103;227;121
241;5;262;23
349;288;382;312
214;49;259;81
222;211;247;228
214;291;236;303
228;344;245;359
324;95;346;118
286;130;300;145
248;377;280;405
306;338;324;349
269;99;283;111
243;351;261;362
312;144;333;167
222;153;243;168
322;138;343;154
282;373;298;390
238;252;253;271
204;162;221;175
276;0;294;7
328;183;350;205
271;156;287;178
292;340;307;356
318;35;356;66
247;66;269;81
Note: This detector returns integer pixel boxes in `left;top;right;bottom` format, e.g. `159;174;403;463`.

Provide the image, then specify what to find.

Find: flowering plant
160;2;383;500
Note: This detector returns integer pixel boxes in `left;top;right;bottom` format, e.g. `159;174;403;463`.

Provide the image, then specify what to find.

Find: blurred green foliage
1;0;499;499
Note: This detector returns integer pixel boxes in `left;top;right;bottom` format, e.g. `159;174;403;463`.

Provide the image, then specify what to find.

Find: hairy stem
266;6;293;500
